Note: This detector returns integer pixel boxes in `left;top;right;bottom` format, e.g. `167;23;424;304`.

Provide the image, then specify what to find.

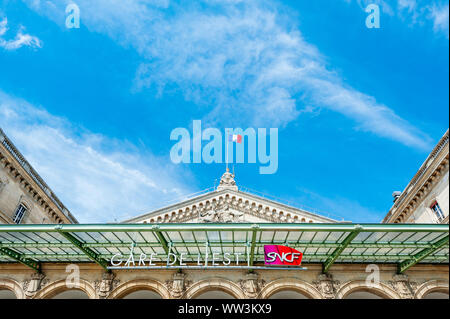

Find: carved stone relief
94;272;120;299
388;274;417;299
239;272;265;298
165;272;192;299
313;273;340;299
22;272;49;298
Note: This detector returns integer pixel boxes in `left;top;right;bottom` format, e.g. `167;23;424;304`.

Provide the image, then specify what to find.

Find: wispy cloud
0;17;42;50
347;0;449;38
0;91;194;222
23;0;432;149
429;3;449;38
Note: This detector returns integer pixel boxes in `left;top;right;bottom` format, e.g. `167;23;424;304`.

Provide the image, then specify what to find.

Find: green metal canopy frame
0;223;448;274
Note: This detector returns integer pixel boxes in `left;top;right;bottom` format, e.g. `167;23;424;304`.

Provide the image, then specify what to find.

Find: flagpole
226;131;229;171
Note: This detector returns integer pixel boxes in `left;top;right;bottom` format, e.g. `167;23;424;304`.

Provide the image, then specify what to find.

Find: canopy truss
0;223;448;274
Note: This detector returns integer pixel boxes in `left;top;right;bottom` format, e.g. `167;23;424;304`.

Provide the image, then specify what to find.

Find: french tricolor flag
228;134;242;144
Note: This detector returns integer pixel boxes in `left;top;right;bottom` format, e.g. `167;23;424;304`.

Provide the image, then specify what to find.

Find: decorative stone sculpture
22;272;49;298
216;168;238;191
239;272;265;298
200;203;244;223
94;272;120;299
313;273;340;299
165;272;191;299
200;208;219;223
388;274;417;299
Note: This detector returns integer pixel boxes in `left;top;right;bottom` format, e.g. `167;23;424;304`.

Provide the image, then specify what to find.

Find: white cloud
429;3;449;38
23;0;432;149
0;17;42;50
0;91;194;222
345;0;449;37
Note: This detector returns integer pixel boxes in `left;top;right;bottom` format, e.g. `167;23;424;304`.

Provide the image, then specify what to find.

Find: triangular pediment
125;188;336;224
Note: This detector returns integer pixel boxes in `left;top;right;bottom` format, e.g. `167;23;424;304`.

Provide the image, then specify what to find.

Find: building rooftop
383;129;449;223
0;128;78;224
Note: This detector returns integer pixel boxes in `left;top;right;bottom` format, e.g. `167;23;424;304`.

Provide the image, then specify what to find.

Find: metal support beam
398;235;449;274
152;225;180;266
152;226;170;254
1;241;445;250
248;225;259;267
0;246;41;272
323;225;362;273
55;226;108;270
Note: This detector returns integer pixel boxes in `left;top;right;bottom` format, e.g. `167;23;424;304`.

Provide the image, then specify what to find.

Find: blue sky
0;0;448;223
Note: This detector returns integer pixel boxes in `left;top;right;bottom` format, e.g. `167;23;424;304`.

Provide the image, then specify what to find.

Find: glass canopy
0;223;448;273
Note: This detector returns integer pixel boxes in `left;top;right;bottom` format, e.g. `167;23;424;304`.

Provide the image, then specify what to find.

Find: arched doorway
194;290;235;299
0;279;23;299
183;279;245;299
51;289;90;299
415;280;449;299
121;290;163;299
258;279;322;299
345;290;385;299
336;281;400;299
268;289;310;299
108;279;170;299
0;289;17;299
33;279;97;299
422;291;449;299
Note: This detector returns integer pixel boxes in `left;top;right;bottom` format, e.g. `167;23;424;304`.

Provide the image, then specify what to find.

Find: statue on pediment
216;168;238;191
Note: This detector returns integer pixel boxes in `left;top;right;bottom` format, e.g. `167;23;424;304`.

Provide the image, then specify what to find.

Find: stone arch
33;279;96;299
109;278;170;299
336;280;401;299
0;278;24;299
415;280;449;299
183;278;245;299
258;278;322;299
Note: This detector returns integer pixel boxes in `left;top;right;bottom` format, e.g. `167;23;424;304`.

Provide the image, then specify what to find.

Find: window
430;201;444;221
13;204;27;224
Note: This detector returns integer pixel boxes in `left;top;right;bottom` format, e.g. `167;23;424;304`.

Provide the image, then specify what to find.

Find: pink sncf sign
264;245;303;266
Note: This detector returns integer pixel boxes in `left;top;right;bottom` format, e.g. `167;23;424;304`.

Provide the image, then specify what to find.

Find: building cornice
383;129;449;223
124;188;337;224
0;128;78;224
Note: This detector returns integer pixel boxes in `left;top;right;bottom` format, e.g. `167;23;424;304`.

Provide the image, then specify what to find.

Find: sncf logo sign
264;245;303;266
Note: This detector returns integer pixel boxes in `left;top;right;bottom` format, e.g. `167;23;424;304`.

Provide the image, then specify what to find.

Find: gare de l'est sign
109;244;304;270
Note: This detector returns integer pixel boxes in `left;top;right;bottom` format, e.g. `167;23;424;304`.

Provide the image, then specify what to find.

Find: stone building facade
383;129;449;224
0;128;77;224
0;263;448;299
0;128;448;300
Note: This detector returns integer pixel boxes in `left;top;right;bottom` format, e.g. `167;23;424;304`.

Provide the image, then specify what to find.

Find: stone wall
0;263;448;299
